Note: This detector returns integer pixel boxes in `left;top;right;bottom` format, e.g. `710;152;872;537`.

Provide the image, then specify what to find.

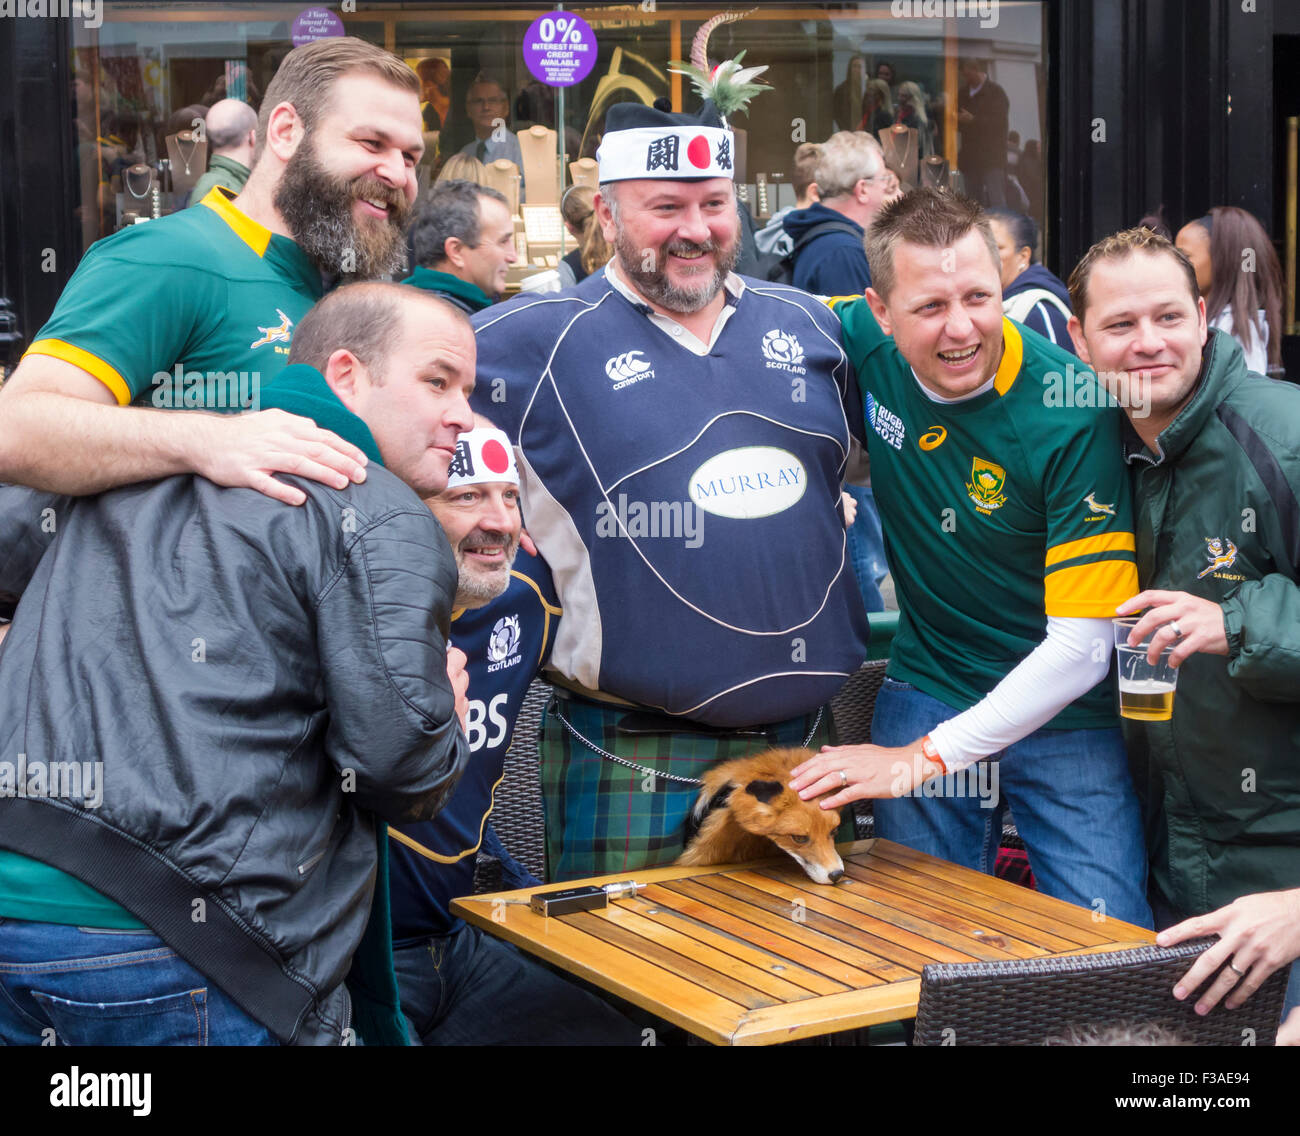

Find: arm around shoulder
0;354;201;492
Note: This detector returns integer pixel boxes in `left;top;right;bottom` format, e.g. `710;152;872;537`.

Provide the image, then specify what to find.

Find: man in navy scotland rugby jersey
388;425;638;1044
471;91;870;879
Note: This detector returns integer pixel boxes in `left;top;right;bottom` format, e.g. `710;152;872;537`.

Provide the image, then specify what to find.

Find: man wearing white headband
469;31;870;881
386;421;639;1045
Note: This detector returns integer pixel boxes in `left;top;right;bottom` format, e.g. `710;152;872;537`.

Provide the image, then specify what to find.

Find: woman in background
556;184;613;289
1175;207;1284;376
859;79;894;138
894;80;934;158
986;208;1077;355
435;153;487;185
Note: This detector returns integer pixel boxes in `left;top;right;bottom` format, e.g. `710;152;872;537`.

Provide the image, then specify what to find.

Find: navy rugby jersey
388;550;559;941
470;268;869;727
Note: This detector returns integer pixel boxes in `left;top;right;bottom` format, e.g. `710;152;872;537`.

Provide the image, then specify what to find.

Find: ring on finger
838;769;848;789
1228;960;1245;978
1169;619;1183;639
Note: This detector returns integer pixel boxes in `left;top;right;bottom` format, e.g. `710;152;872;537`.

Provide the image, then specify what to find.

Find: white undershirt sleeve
924;616;1114;773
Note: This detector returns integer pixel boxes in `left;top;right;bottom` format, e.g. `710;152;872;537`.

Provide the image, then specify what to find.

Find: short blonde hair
253;37;419;164
1067;228;1200;323
436;153;487;186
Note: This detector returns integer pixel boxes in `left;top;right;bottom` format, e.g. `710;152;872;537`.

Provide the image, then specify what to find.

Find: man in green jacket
188;98;257;205
402;179;517;313
1068;226;1300;1017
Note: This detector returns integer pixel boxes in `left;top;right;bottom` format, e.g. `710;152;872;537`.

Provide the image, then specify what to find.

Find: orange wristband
921;735;948;775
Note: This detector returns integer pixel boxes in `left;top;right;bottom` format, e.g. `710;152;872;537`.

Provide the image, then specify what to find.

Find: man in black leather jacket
0;283;474;1046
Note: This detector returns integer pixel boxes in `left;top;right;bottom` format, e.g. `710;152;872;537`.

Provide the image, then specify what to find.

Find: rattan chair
829;659;887;839
912;938;1290;1045
473;678;552;891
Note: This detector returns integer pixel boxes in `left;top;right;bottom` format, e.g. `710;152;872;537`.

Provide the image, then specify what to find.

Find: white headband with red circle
596;125;735;183
445;427;518;489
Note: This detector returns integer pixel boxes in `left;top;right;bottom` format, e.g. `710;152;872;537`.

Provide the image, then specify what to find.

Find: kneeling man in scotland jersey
387;424;639;1044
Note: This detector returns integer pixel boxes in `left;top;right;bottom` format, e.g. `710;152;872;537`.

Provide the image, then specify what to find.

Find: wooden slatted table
452;838;1156;1045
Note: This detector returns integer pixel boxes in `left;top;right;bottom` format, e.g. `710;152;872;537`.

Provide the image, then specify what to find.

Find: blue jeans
870;678;1154;930
392;922;642;1045
845;484;887;613
0;918;278;1045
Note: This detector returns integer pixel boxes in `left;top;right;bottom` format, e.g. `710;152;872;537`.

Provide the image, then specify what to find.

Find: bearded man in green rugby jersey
0;36;424;506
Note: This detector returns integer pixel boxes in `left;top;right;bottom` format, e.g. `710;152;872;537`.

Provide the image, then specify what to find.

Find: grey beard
614;234;739;314
453;569;512;610
453;538;518;609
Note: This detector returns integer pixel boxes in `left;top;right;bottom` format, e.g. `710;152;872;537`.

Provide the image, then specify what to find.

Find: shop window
70;2;1047;264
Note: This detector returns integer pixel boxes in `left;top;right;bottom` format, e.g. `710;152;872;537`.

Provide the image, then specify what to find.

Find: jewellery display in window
165;129;207;195
921;155;951;192
878;125;918;189
123;163;156;200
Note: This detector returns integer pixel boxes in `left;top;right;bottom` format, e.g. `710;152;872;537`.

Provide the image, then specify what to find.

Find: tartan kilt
538;692;848;882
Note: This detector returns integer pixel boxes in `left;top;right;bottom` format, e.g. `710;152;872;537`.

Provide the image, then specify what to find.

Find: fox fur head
678;747;846;884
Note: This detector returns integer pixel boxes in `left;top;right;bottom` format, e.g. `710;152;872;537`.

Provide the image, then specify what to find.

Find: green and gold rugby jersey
24;187;322;410
833;298;1138;729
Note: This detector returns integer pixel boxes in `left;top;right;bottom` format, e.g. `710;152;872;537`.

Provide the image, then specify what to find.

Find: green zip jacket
1122;329;1300;920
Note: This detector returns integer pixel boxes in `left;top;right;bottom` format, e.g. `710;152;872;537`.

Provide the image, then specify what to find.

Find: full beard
453;534;519;608
614;231;740;314
274;135;411;279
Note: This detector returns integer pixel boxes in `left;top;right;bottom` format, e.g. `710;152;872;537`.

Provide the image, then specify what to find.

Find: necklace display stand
518;125;558;205
568;156;598;189
920;155;951;192
483;159;521;216
118;163;159;227
879;125;919;189
165;129;207;196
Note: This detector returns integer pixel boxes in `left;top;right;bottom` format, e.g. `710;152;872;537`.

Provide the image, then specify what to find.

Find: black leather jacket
0;471;469;1045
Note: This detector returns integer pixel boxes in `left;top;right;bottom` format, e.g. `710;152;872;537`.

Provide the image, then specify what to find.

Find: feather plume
668;11;769;120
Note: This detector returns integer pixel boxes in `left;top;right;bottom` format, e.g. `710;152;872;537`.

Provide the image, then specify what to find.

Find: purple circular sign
522;12;597;87
291;7;345;48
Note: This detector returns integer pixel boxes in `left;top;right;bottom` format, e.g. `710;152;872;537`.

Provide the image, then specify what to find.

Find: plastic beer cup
1113;616;1178;721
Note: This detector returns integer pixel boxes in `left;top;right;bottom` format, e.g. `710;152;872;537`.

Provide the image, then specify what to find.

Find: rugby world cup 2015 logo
761;329;806;374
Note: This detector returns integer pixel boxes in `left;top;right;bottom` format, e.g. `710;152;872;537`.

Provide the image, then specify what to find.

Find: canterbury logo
605;350;653;383
250;309;293;349
918;426;947;451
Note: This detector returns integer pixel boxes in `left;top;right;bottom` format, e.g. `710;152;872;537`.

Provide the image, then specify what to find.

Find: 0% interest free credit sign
522;13;597;87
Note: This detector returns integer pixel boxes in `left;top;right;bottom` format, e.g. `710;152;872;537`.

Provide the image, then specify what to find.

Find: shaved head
205;98;258;152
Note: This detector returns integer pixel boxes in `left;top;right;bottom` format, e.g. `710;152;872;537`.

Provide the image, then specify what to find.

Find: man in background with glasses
458;75;525;197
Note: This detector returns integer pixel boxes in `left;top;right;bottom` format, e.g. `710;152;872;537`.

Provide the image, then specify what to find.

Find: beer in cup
1113;616;1178;721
